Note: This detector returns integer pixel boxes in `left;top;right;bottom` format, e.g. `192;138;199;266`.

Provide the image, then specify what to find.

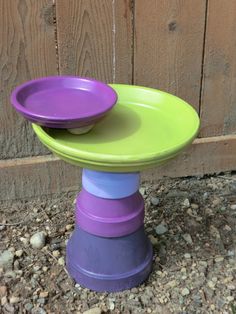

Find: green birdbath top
32;84;200;172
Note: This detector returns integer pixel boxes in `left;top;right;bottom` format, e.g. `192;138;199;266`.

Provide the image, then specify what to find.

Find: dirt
0;173;236;314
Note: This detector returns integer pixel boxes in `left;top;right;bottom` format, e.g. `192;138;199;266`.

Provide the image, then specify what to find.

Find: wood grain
200;0;236;137
56;0;133;83
2;135;236;201
134;0;206;110
0;0;57;159
56;0;113;82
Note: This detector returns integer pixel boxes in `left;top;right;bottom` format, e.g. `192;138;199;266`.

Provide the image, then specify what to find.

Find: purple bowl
76;189;144;237
66;226;153;292
10;76;117;129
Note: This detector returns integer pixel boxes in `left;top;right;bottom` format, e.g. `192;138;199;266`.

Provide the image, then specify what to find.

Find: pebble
214;256;224;263
9;296;20;304
0;250;14;269
230;204;236;210
1;296;7;306
139;187;146;196
52;250;60;257
24;303;33;311
39;291;48;298
184;253;191;259
207;281;216;289
182;233;193;245
0;286;7;297
155;223;168;235
181;288;190;296
65;224;73;231
150;197;160;206
31;307;46;314
83;308;102;314
20;237;29;245
148;235;158;246
58;257;65;266
183;199;190;208
30;232;46;249
15;250;23;257
226;296;234;302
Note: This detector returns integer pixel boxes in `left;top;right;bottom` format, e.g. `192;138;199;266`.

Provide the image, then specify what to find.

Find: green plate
32;84;200;172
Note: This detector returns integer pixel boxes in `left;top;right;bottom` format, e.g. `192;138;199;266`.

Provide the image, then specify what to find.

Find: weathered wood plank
200;0;236;137
134;0;206;110
2;135;236;201
0;0;57;159
114;0;133;83
56;0;113;82
56;0;133;83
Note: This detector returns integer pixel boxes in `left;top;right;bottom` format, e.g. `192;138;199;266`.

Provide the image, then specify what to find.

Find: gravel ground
0;174;236;314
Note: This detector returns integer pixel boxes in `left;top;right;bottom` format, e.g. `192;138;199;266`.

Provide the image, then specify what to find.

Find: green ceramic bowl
32;84;200;172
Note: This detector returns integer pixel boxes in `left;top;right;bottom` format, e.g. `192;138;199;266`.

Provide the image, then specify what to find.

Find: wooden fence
1;0;236;201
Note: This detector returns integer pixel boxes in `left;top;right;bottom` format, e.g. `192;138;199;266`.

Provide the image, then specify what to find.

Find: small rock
0;250;14;269
139;187;146;196
0;286;7;297
83;308;102;314
184;253;191;259
182;233;193;245
148;235;158;246
9;296;20;304
183;199;190;208
31;307;46;314
212;197;221;207
58;257;65;266
24;303;33;311
150;197;159;206
52;250;60;257
37;298;45;305
39;291;48;298
207;280;216;289
227;284;236;290
191;203;199;209
181;288;190;296
214;256;224;263
230;204;236;210
65;224;73;231
108;299;115;310
226;296;234;302
30;232;46;249
155;223;168;235
1;296;7;306
4;303;15;313
15;250;23;257
20;237;29;245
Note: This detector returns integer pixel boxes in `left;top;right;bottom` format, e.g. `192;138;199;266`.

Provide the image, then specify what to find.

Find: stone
181;288;190;296
1;296;7;306
183;199;190;208
9;296;20;304
65;224;73;231
227;296;234;302
230;204;236;210
58;257;65;266
150;197;160;206
214;256;224;263
83;308;102;314
155;223;168;235
0;250;14;269
139;187;146;196
52;250;60;257
15;250;23;257
24;303;33;311
148;235;158;246
182;233;193;245
0;286;7;297
39;291;48;298
184;253;191;259
30;232;46;249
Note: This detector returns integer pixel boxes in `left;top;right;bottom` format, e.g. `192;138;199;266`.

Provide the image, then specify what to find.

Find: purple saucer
10;76;117;129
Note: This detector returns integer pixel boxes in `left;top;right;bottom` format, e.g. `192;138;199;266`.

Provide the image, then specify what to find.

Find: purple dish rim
10;76;118;125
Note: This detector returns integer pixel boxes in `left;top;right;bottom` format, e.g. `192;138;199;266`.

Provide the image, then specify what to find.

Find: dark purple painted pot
66;226;153;292
76;189;144;237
